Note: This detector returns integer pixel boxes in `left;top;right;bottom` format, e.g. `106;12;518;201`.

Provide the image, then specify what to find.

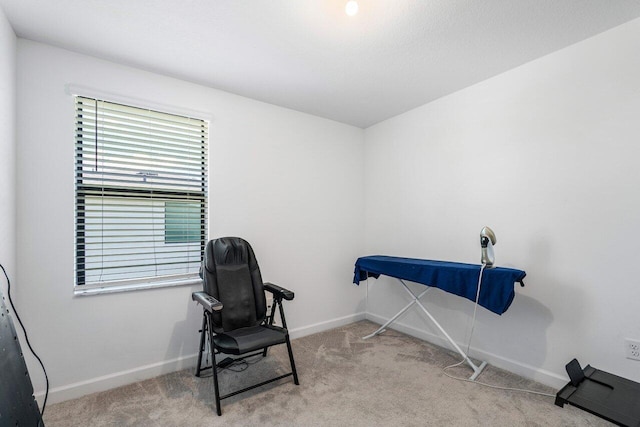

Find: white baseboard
365;312;567;389
38;312;367;405
39;353;199;405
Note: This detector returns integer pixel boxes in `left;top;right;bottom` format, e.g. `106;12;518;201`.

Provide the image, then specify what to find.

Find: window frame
72;92;209;296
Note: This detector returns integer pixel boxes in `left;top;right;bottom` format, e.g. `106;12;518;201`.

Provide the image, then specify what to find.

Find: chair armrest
192;291;223;313
264;282;295;301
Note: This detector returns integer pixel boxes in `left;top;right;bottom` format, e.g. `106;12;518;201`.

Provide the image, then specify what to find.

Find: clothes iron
480;226;496;267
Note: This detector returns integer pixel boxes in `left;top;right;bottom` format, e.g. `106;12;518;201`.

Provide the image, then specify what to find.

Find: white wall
364;17;640;387
15;12;640;405
0;8;16;296
16;39;365;403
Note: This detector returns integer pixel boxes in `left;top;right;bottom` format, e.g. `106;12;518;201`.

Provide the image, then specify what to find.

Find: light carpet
43;321;610;426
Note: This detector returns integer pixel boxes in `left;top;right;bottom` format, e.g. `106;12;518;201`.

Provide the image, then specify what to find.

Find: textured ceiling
2;0;640;128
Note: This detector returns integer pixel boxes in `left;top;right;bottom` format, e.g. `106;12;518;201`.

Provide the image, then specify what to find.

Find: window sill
74;276;202;296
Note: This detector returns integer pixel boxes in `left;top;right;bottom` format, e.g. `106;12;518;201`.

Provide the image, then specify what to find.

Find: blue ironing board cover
353;255;526;315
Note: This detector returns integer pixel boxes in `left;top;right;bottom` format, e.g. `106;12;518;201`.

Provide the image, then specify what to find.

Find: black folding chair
192;237;299;415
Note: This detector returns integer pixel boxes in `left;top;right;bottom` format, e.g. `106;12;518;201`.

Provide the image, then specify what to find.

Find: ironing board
353;256;526;380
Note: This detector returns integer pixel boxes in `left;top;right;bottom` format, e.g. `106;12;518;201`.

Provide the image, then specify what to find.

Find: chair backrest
202;237;267;332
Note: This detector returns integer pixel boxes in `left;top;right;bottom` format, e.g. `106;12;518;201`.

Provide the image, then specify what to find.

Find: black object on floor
555;358;640;427
0;287;44;426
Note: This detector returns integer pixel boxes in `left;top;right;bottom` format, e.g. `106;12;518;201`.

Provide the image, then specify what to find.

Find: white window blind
74;96;208;291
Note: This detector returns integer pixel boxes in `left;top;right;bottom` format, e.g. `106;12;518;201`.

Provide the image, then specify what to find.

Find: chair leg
263;301;278;357
211;352;222;416
195;313;207;377
206;313;222;416
278;300;299;385
285;335;299;385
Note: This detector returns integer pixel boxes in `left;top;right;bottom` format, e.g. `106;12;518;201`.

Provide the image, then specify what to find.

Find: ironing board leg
363;287;431;340
366;278;488;381
417;299;487;378
398;279;487;380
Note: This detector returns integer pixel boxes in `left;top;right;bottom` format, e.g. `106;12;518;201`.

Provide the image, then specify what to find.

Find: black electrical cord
0;262;49;416
220;353;264;373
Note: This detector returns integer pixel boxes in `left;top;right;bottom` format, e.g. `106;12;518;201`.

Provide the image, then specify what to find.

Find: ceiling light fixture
345;0;359;16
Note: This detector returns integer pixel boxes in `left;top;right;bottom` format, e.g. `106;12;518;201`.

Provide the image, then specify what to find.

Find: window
164;201;201;244
74;96;208;292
